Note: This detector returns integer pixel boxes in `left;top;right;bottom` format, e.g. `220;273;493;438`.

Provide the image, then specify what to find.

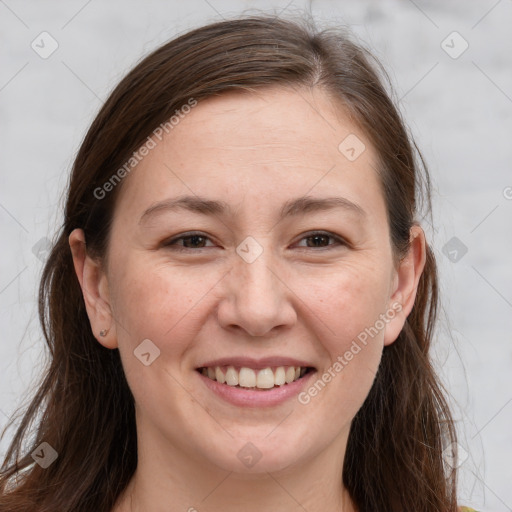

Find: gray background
1;1;511;510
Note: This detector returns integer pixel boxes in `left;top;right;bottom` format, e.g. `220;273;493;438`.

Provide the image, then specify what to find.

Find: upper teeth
201;366;307;389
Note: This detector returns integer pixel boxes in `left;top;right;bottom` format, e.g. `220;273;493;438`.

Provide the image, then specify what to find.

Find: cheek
107;257;219;429
308;262;392;348
298;264;391;409
108;255;225;358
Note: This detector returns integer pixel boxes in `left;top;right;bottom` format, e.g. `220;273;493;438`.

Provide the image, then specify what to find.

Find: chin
201;430;312;475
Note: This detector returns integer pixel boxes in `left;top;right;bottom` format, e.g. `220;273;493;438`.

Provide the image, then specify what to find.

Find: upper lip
196;357;316;370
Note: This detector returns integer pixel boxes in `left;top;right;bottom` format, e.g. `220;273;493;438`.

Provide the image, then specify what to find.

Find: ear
69;228;118;349
383;224;427;346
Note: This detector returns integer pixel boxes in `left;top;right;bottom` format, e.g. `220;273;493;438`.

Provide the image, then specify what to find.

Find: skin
69;86;426;512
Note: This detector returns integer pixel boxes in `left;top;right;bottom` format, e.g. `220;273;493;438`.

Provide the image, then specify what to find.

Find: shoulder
460;507;480;512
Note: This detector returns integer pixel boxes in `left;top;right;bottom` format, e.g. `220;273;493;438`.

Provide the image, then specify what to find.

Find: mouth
196;365;315;391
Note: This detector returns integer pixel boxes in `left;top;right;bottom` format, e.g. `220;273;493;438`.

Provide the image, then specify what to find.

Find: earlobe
383;225;427;346
69;228;118;349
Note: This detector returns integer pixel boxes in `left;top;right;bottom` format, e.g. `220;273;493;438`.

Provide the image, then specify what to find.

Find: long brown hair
0;14;458;512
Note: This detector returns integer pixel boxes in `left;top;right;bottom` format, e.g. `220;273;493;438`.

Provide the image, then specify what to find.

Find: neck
113;417;356;512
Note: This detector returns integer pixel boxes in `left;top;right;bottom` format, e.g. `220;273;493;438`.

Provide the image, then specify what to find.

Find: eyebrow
139;194;366;225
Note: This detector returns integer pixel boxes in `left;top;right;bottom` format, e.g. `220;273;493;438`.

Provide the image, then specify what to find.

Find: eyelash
163;231;347;251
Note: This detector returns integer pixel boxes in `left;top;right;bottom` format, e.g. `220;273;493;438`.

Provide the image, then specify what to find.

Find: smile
197;365;313;390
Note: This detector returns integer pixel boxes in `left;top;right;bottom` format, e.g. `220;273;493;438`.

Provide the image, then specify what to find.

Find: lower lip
197;370;316;408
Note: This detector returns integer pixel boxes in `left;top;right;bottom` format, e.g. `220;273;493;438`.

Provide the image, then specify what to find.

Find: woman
0;14;477;512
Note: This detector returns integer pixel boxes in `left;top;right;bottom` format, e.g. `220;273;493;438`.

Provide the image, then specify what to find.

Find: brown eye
163;232;216;250
305;234;330;247
179;235;208;248
296;231;346;249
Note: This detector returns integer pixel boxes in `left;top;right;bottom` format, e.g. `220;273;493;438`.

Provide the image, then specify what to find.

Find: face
76;87;419;475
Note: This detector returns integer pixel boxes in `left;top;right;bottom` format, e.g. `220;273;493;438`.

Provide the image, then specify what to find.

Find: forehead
161;87;367;168
115;86;385;221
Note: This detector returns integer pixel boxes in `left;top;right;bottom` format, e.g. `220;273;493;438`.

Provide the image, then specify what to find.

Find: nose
216;248;297;337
